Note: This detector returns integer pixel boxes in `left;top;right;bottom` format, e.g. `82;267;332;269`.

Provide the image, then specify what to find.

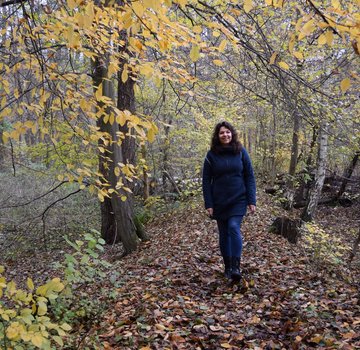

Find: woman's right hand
206;208;213;217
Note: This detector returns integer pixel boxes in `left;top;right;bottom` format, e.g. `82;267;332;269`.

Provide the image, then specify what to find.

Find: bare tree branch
0;0;27;7
0;181;69;209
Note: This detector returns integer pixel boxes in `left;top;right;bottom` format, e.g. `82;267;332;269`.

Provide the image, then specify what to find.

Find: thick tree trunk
337;152;359;199
118;46;136;165
108;99;139;252
301;122;329;222
93;56;139;253
117;34;148;242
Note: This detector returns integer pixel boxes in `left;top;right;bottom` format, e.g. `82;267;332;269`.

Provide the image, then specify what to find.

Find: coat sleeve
202;152;213;209
242;148;257;206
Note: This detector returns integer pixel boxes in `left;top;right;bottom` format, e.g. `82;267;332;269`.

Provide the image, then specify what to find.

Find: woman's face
218;126;232;145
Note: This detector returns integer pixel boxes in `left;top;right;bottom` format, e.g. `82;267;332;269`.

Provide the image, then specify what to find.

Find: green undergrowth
0;230;114;349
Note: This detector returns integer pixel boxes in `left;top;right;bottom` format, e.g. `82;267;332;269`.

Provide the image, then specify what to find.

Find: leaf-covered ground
83;193;360;350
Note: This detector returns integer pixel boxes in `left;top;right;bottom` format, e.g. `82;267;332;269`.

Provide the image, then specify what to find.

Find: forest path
90;193;359;350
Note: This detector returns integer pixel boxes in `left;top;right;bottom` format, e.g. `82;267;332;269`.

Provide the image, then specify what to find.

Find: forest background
0;0;359;349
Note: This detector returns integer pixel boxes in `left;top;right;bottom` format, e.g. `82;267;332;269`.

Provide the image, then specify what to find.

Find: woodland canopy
0;0;359;349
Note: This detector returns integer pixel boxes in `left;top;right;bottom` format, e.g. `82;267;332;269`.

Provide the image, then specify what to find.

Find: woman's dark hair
210;121;242;154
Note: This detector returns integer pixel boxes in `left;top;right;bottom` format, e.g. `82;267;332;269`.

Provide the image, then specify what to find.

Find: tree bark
269;216;302;244
289;111;300;176
301;121;329;222
305;124;319;171
162;117;172;190
259;120;267;177
93;55;139;254
282;111;301;210
117;31;148;242
141;144;150;202
0;121;5;169
349;228;360;263
269;106;277;186
247;128;253;154
337;152;359;199
163;170;181;196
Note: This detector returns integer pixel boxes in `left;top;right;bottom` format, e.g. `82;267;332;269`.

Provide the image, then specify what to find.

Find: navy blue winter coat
202;147;256;220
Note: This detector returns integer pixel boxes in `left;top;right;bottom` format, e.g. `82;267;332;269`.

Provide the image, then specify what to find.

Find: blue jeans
216;215;243;258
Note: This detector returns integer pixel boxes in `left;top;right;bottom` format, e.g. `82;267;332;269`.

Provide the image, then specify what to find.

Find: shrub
0;230;111;349
0;267;71;349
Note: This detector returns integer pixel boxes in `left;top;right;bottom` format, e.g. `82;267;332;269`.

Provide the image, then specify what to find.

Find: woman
202;121;256;281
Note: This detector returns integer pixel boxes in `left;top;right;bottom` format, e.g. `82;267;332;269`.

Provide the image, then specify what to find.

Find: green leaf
95;244;104;251
52;335;64;347
85;248;99;258
60;323;72;331
80;254;90;264
27;278;34;291
84;233;97;242
65;254;78;264
48;278;64;293
31;333;45;347
37;301;48;316
65;236;80;251
190;45;200;62
98;238;106;245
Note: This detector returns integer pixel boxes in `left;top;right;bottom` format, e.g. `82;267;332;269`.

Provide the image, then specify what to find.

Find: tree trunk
282;111;301;210
93;56;139;254
247;128;253;154
163;170;181;196
0;120;5;169
289;111;300;176
259;120;267;177
337;152;359;199
242;129;247;151
117;31;148;242
141;144;150;202
305;124;319;171
269;107;277;186
118;41;136;165
301;122;329;222
162;117;172;190
349;228;360;263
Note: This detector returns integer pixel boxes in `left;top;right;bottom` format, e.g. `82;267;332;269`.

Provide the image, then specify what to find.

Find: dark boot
231;257;241;281
223;256;232;279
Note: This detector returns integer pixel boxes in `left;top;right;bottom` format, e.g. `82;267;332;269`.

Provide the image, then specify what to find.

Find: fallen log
293;198;334;208
293;197;354;209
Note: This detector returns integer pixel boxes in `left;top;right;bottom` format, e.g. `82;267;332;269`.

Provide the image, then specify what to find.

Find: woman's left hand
248;205;256;214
